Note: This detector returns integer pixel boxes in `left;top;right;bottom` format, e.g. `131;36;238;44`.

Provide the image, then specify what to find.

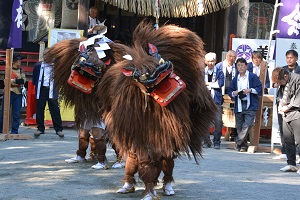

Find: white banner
275;38;300;67
232;38;275;62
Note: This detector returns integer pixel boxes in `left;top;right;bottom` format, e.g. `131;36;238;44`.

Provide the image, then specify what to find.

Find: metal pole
266;0;282;62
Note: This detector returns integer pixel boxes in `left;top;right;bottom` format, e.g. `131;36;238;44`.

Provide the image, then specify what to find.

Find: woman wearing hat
0;53;26;134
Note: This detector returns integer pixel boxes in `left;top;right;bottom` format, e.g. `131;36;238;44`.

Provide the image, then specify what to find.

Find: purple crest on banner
276;0;300;39
236;44;252;60
7;0;23;48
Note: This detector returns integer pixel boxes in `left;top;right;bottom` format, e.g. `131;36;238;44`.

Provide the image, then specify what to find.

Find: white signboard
275;38;300;67
232;38;275;62
48;28;83;47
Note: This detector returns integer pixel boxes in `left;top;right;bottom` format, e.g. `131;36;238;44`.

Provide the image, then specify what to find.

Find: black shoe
240;146;248;152
235;144;241;151
214;144;220;150
34;130;44;137
203;143;212;148
56;131;64;138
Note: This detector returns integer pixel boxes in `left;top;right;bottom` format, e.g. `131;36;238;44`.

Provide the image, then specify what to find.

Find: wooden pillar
78;0;90;37
2;49;13;135
0;49;34;141
251;61;267;146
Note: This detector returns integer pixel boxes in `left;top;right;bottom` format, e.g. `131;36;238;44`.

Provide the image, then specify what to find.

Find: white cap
205;52;216;61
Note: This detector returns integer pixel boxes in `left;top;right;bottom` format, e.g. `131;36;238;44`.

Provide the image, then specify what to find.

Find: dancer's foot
85;152;97;161
111;160;126;169
117;182;135;194
91;162;109;169
162;182;175;196
65;156;84;163
141;190;159;200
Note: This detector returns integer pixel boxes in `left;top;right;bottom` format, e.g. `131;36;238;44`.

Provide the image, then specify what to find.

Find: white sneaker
280;165;298;172
141;191;159;200
272;154;287;160
297;159;300;164
117;182;135;194
297;169;300;174
111;161;125;169
91;162;108;169
65;156;84;163
162;182;175;196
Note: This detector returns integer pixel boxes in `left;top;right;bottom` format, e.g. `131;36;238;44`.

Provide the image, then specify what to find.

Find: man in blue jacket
32;50;63;138
204;52;224;149
216;50;238;141
228;58;262;152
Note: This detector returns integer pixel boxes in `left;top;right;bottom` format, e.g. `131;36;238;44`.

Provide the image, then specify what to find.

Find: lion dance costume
47;21;217;199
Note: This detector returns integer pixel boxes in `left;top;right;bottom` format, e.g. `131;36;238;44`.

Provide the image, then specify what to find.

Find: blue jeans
0;92;22;134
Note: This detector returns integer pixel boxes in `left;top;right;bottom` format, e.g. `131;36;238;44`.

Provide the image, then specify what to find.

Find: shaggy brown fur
97;22;218;162
44;38;105;127
47;22;217;161
47;21;218;198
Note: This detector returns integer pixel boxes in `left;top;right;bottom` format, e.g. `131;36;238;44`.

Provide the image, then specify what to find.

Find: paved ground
0;125;299;200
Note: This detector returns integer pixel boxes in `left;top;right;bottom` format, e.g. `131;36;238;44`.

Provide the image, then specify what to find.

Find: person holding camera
0;53;26;134
228;58;262;152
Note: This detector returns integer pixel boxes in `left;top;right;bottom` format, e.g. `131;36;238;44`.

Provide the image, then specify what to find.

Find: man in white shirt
228;58;262;152
87;6;102;38
32;50;63;138
216;50;237;95
247;51;270;93
216;50;237;141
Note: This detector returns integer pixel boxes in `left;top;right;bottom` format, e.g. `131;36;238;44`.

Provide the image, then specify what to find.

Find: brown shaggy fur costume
98;22;218;197
47;21;218;198
44;38;108;127
98;22;217;161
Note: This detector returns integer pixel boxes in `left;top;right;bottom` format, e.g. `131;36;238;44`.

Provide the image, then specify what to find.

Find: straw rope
102;0;241;18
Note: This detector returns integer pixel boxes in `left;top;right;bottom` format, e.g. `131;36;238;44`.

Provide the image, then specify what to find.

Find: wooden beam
0;134;8;141
78;0;90;37
251;60;267;146
7;134;34;140
227;143;271;153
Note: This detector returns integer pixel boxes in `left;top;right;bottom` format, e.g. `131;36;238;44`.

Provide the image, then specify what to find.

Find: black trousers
36;87;63;132
282;117;300;166
277;106;286;154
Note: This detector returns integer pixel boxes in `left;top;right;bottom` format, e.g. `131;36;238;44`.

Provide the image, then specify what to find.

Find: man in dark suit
32;50;63;138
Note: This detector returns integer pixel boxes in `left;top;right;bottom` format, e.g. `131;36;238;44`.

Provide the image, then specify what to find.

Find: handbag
150;73;186;107
67;66;98;94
